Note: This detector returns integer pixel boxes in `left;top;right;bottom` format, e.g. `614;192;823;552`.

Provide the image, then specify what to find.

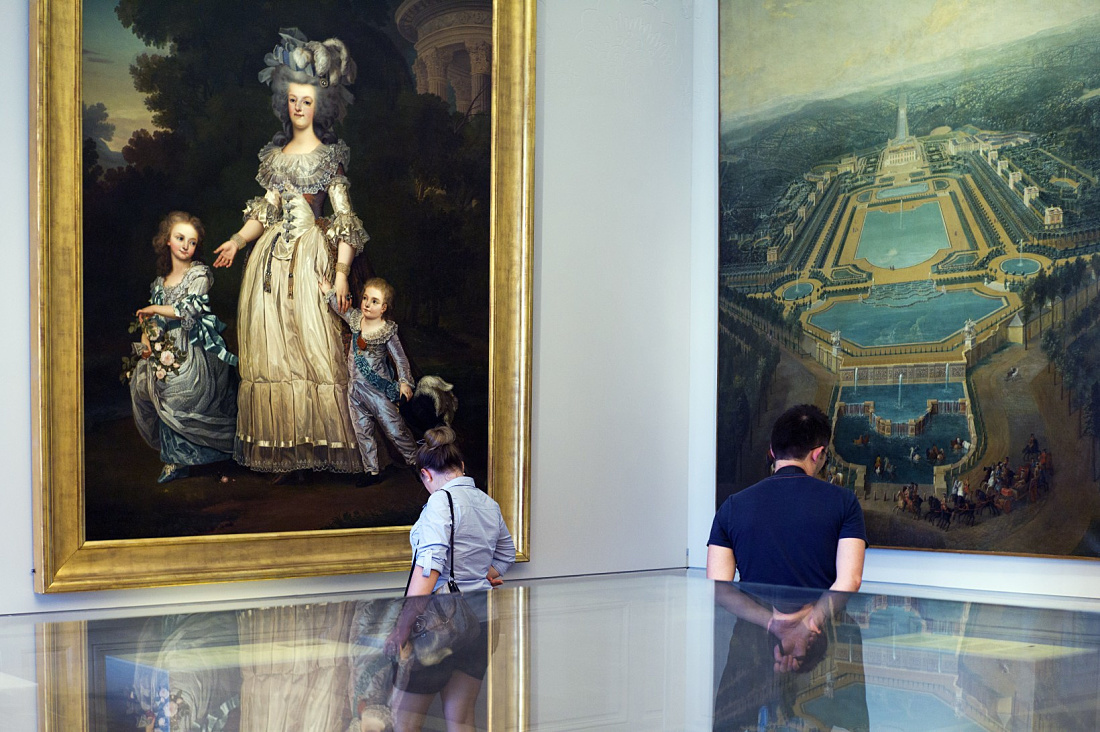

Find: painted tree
1029;269;1052;336
1056;263;1075;323
1041;325;1063;381
1088;381;1100;480
1073;258;1089;315
1020;296;1034;350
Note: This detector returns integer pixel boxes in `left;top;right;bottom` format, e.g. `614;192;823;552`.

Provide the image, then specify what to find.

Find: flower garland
121;317;187;383
126;684;192;732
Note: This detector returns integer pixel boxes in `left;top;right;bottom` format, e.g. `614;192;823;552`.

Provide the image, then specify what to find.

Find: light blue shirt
410;476;515;593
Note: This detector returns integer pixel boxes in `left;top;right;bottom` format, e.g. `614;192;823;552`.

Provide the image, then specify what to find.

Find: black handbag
403;489;480;666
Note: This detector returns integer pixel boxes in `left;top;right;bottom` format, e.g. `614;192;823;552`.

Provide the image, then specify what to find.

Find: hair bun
414;425;464;473
422;425;456;449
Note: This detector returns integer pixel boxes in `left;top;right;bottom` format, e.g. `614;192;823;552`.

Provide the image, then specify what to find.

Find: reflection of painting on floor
717;1;1100;556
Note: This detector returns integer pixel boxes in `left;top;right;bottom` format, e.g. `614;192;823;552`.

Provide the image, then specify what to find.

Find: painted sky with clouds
721;0;1100;129
82;0;160;149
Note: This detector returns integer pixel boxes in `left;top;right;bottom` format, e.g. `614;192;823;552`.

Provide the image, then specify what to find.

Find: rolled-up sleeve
326;177;369;255
412;497;451;578
491;516;516;577
242;191;280;227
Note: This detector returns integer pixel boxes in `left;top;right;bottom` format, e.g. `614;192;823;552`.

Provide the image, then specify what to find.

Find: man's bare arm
830;537;865;593
706;545;736;581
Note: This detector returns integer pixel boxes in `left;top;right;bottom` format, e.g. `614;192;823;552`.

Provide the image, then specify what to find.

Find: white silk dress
234;140;367;473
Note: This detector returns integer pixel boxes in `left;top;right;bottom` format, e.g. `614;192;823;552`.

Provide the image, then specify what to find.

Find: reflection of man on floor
707;404;869;732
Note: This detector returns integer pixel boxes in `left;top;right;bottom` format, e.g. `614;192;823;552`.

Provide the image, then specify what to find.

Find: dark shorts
395;620;489;695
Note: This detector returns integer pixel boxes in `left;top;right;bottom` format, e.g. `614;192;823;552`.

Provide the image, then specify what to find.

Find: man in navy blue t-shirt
707;404;870;732
707;403;867;592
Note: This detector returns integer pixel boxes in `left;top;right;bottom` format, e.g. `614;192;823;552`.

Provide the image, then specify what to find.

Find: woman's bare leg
440;671;483;732
390;688;434;732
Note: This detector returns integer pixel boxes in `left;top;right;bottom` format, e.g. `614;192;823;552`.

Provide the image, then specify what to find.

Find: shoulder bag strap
405;489;460;596
442;489;461;593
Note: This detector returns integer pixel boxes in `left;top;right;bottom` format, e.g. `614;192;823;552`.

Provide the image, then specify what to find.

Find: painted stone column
422;47;452;100
451;71;472;113
396;0;493;111
412;57;429;95
467;41;491;114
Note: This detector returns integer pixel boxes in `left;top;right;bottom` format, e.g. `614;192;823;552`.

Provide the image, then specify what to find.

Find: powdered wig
152;211;205;276
260;29;357;145
362;276;395;310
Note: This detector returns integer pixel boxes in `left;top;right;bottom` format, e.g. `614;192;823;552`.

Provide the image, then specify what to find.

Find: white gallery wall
1;0;1100;619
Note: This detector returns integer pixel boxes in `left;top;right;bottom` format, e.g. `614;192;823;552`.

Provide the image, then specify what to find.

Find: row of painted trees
1019;255;1100;348
715;288;804;503
1029;256;1100;478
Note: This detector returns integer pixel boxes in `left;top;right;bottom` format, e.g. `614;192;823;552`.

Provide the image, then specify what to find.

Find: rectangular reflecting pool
809;287;1006;347
9;572;1100;730
857;202;949;269
841;383;965;423
876;183;930;200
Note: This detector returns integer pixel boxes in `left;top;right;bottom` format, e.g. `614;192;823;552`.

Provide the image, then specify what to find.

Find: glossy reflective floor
7;572;1100;730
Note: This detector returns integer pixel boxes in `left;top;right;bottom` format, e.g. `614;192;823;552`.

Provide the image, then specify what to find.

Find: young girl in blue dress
129;211;239;483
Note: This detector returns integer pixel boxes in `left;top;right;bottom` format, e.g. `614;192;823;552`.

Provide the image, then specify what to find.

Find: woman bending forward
387;427;515;732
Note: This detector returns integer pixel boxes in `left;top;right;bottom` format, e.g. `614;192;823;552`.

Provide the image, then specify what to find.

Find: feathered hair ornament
259;28;357;90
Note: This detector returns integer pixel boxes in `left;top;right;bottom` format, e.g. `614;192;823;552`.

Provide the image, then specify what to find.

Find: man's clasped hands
765;604;825;673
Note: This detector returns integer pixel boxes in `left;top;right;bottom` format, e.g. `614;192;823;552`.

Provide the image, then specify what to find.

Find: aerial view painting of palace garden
717;1;1100;556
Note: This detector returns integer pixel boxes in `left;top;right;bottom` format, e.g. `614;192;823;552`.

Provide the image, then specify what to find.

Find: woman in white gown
214;29;367;475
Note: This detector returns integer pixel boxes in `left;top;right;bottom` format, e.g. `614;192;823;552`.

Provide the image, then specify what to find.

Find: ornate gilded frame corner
30;0;535;592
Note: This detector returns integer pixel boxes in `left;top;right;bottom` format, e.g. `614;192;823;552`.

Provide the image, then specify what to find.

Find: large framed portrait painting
32;0;534;591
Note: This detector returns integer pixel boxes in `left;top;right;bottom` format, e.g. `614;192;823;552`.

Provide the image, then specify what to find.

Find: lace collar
155;262;208;296
356;319;397;345
255;139;351;195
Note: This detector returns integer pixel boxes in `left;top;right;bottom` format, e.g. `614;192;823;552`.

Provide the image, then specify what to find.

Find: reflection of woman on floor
213;29;366;476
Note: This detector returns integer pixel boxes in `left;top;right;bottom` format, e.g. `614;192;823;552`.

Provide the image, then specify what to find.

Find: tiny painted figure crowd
888;433;1055;529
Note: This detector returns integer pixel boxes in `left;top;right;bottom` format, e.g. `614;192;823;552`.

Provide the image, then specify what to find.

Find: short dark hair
770;404;831;461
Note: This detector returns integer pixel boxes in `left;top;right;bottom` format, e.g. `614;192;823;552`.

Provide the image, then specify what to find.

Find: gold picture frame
31;0;534;592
